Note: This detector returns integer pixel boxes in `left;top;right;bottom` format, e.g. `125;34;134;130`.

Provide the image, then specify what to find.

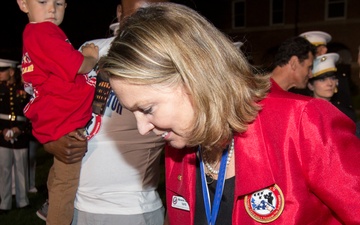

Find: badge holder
85;69;112;140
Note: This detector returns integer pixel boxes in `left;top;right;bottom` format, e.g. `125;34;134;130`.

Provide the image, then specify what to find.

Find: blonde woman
100;3;360;224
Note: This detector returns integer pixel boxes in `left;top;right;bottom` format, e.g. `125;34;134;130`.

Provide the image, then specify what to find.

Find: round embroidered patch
244;184;284;223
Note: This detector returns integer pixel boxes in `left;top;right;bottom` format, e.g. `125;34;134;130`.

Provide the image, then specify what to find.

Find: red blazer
165;82;360;224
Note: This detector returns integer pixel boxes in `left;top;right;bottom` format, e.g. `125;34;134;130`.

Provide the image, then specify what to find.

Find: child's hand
81;43;99;61
79;43;100;74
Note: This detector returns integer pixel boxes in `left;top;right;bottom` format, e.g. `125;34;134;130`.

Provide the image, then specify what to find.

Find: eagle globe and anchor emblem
244;184;284;223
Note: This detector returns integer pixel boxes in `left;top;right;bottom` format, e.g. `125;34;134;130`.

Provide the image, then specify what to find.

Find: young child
17;0;99;224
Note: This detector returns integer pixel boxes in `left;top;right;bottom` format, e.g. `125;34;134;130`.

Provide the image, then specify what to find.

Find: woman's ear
307;82;314;91
17;0;29;13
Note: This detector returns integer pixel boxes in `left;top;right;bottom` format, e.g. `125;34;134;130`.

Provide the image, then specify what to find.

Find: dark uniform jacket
0;82;30;149
330;64;357;122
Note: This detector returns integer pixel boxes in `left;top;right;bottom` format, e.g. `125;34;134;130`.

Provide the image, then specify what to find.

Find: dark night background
0;0;218;62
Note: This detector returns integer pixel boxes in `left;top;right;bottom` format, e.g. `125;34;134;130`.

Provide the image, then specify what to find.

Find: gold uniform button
177;175;182;181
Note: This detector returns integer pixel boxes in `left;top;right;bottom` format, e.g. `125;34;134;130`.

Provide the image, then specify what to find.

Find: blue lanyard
199;146;229;225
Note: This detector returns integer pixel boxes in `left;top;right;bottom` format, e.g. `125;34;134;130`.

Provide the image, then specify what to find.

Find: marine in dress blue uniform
300;31;357;121
0;58;30;213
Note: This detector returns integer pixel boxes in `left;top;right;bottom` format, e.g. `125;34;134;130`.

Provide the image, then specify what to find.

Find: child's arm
78;43;99;74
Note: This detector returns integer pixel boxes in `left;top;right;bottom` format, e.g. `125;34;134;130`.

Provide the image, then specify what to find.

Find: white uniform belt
0;114;27;122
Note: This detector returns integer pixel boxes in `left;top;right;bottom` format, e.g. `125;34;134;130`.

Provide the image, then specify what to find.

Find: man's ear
289;56;298;71
17;0;29;13
116;4;122;22
8;68;15;79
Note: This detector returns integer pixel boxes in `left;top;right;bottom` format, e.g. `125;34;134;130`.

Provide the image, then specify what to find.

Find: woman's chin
168;140;187;149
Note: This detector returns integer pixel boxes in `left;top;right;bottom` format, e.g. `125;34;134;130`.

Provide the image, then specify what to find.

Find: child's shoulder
26;21;61;32
25;22;65;38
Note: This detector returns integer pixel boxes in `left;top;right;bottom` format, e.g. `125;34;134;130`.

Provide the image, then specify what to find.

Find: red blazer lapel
234;115;275;197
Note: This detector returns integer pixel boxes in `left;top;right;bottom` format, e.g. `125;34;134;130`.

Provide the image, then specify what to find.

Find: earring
334;81;339;93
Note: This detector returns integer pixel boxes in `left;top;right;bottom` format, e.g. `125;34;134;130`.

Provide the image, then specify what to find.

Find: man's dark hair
274;36;316;67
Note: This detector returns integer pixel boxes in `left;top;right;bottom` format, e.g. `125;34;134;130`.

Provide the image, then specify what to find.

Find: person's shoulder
0;82;7;90
263;91;346;121
268;86;312;103
26;21;59;30
25;22;63;38
81;37;115;49
260;87;320;117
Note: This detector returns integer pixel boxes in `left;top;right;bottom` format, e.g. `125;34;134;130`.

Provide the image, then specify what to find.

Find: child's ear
17;0;29;13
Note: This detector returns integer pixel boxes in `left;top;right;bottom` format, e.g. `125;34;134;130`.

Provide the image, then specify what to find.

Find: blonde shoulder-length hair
99;2;270;152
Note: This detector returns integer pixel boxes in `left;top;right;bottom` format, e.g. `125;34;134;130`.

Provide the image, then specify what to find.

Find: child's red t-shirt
21;22;95;144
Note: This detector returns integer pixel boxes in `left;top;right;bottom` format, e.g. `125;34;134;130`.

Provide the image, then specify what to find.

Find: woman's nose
134;113;154;135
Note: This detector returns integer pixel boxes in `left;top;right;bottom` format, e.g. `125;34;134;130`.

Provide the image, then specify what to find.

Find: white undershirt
74;37;165;214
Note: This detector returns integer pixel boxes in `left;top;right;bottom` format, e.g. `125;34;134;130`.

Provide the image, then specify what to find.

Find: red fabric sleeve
299;99;360;224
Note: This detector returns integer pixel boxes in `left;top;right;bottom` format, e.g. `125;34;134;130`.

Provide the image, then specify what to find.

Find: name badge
171;196;190;211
